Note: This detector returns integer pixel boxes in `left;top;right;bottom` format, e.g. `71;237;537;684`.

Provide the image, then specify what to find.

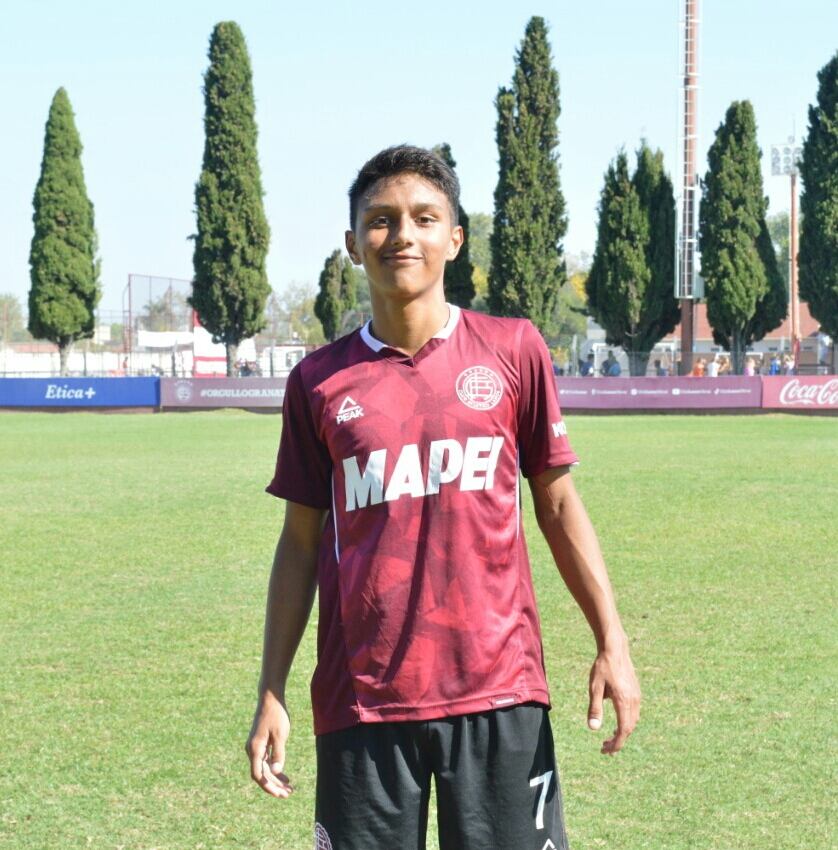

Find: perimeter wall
1;376;837;413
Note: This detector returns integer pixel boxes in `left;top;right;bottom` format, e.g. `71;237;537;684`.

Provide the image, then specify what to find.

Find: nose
390;214;415;247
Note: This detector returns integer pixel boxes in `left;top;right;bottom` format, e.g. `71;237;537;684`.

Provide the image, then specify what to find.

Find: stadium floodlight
675;0;700;375
770;136;802;356
770;138;802;177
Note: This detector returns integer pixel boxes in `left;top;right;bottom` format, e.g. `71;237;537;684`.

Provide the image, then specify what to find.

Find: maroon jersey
267;306;579;734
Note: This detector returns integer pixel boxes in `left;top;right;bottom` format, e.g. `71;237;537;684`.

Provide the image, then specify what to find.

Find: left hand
587;640;641;755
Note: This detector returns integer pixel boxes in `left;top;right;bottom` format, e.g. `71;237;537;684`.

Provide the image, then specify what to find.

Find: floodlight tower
676;0;701;374
770;138;803;360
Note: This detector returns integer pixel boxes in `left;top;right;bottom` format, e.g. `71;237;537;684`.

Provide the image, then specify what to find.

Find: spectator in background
706;355;720;378
769;353;781;375
718;355;731;375
654;359;668;377
580;353;595;377
690;357;706;377
743;357;756;376
602;350;620;376
783;354;796;375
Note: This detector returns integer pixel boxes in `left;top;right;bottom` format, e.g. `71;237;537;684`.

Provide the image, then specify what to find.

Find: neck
368;289;450;356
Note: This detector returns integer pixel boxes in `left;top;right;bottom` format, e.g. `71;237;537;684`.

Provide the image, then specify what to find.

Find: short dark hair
348;144;460;229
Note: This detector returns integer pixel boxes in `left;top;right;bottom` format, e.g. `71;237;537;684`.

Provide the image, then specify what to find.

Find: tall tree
585;153;650;375
488;16;567;332
799;52;838;362
699;101;785;373
585;144;678;375
631;143;680;369
340;257;358;315
190;21;270;376
314;249;343;342
432;143;475;307
28;88;100;376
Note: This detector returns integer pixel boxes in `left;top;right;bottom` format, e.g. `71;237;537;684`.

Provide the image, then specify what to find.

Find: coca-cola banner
761;376;838;410
555;377;762;409
160;377;286;409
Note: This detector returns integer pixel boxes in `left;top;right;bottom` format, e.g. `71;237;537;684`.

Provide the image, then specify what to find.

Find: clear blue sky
1;0;835;315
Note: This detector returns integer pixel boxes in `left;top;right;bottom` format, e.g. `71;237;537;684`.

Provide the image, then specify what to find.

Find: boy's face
345;172;463;302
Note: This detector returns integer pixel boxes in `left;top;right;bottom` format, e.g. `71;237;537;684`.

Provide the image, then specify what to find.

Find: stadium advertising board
761;376;838;410
0;377;159;408
555;377;762;409
160;377;286;408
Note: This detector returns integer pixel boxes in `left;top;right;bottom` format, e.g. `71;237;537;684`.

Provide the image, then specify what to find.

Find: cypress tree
799;52;838;359
488;16;567;331
340;257;358;315
585;144;677;375
314;250;343;342
190;21;270;376
631;142;680;371
699;101;785;373
28;88;100;376
432;143;475;307
585;152;651;375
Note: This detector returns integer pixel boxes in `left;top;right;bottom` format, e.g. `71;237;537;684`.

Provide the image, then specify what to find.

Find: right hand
245;691;294;798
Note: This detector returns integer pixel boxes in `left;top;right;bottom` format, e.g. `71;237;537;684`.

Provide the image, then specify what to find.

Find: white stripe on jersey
515;445;521;540
331;474;340;562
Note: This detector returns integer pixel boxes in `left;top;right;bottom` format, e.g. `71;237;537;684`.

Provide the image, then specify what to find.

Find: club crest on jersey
456;366;503;411
314;823;333;850
336;396;364;424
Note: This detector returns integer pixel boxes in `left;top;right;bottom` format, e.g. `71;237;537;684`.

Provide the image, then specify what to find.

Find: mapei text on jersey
342;436;505;511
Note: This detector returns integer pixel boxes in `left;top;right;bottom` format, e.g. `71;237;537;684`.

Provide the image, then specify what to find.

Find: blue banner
0;378;160;408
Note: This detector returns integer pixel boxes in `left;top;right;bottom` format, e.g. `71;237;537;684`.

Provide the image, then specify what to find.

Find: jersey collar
360;303;461;354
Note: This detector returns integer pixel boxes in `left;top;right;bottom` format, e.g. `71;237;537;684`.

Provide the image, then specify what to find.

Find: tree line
21;19;838;375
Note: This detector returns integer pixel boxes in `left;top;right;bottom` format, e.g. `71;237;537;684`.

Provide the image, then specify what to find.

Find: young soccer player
246;145;640;849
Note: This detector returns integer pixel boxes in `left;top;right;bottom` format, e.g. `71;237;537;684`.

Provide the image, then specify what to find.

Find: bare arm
529;466;640;754
245;501;326;797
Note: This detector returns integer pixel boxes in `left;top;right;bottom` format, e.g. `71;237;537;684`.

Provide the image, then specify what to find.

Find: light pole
675;0;701;375
770;138;802;364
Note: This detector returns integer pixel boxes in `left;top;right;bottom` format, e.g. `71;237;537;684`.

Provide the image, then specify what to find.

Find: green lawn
0;411;835;849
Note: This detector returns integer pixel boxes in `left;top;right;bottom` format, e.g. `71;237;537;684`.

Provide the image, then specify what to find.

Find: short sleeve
516;320;580;477
265;364;332;508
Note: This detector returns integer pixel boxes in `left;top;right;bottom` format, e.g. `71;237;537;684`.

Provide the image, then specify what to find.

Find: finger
248;736;268;785
260;758;294;798
588;674;605;731
269;733;286;775
601;724;631;755
248;738;291;797
601;697;638;755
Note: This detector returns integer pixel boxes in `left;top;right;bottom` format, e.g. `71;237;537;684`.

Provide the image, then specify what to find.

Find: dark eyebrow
362;202;445;214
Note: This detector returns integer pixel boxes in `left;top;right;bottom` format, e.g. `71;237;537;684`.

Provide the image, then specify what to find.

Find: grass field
0;410;835;850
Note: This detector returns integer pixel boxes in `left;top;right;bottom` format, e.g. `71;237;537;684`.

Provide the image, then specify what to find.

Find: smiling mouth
384;255;422;263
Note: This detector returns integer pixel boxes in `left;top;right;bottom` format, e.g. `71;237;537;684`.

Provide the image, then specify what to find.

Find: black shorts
314;703;569;850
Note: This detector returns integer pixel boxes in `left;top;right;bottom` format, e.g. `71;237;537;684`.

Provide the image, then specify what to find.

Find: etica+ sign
0;378;160;408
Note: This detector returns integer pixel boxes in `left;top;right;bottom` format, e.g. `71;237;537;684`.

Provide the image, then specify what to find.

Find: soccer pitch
0;411;835;849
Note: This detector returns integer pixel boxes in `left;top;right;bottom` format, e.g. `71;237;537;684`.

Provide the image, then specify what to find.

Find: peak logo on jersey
456;366;504;411
343;436;504;511
551;421;567;438
336;396;364;424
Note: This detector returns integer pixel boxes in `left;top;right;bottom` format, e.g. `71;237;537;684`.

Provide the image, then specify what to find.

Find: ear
446;225;464;261
345;230;362;265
